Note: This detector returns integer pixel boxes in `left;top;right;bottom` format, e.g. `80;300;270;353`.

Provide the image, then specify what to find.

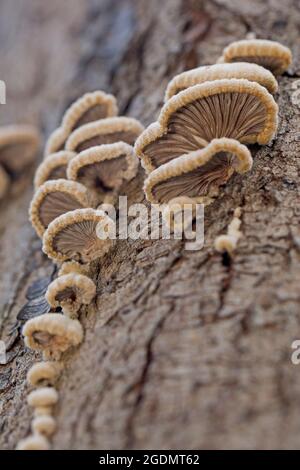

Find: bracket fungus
67;142;138;199
46;273;96;317
42;208;114;263
27;361;64;387
27;387;59;408
16;434;50;451
144;138;252;205
215;207;243;255
165;62;278;100
0;164;10;199
61;90;118;132
0;124;40;175
30;179;93;238
23;313;84;359
44;127;68;157
219;39;292;75
135;79;278;173
58;260;88;276
34;151;76;189
66;117;144;153
31;416;56;437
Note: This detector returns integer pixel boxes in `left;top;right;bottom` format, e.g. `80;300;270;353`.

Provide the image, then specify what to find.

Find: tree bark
0;0;300;450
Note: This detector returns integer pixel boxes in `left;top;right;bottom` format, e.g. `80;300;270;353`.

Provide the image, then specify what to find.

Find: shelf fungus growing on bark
218;39;292;75
16;433;50;451
31;416;56;437
27;387;59;408
46;273;96;317
23;313;84;360
27;361;64;387
135;79;278;173
58;260;88;276
67;142;138;199
144;138;252;205
215;207;243;255
0;124;40;175
66;117;144;153
165;62;278;100
42;208;114;263
29;179;92;238
34;151;76;189
44;127;68;157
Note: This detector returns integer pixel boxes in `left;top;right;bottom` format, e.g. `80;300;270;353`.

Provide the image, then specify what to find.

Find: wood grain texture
0;0;300;450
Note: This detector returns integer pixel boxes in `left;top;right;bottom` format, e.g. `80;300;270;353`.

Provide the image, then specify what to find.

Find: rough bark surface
0;0;300;450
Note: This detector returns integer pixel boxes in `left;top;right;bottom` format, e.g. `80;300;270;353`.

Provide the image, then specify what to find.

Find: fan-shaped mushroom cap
219;39;292;75
29;179;92;238
58;260;88;276
34;151;76;189
0;125;40;174
135;79;278;173
23;313;84;359
44;127;68;157
144;138;252;204
31;416;56;437
67;142;138;197
0;165;10;199
66;117;144;153
46;273;96;317
61;91;118;132
27;387;59;408
16;434;50;450
165;62;278;100
43;208;114;263
27;361;64;387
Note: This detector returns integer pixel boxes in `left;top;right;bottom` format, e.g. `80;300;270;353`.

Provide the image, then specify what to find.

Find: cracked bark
0;0;300;450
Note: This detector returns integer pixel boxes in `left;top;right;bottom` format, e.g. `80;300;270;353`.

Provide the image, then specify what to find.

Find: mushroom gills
38;191;85;228
229;56;285;73
76;131;139;152
144;92;266;169
152;152;235;203
71;104;108;131
77;155;127;193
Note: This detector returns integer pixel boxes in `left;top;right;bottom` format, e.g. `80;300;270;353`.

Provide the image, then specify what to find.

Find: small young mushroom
42;208;114;263
31;416;56;437
27;361;64;387
29;179;92;238
16;434;50;450
215;207;243;255
27;387;59;408
34;151;76;189
45;273;96;317
23;313;84;359
135;79;278;173
165;62;278;100
33;406;53;417
0;124;40;175
219;39;292;75
61;90;118;132
58;260;88;276
0;164;10;199
144;138;252;205
67;142;138;199
66;117;144;153
44;127;68;156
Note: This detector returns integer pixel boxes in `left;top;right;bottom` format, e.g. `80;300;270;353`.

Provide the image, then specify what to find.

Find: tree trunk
0;0;300;450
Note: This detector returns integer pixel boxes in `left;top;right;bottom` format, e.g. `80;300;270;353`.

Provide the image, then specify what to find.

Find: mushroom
0;124;40;175
34;151;76;189
67;142;138;199
58;260;88;276
144;138;253;205
66;117;144;153
219;39;292;75
23;313;84;360
29;179;93;238
0;165;10;199
16;434;50;450
31;416;56;437
27;387;59;408
42;208;114;263
27;361;64;387
33;406;53;417
165;62;278;100
61;90;118;132
135;79;278;173
44;127;68;157
215;207;243;255
45;273;96;317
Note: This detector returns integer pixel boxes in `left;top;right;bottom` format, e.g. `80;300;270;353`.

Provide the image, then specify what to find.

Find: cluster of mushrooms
0;125;40;199
135;38;292;252
18;91;144;449
17;38;292;450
